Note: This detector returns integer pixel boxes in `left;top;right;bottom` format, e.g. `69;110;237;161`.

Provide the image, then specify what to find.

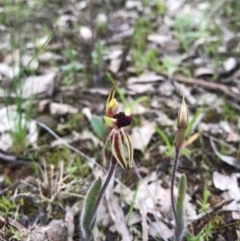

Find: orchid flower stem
171;145;181;231
89;155;117;227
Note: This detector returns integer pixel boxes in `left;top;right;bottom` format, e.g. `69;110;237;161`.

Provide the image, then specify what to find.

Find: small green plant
162;56;180;79
7;79;32;154
9;226;24;241
91;41;108;71
155;0;166;15
201;222;213;241
174;14;208;50
80;84;133;240
4;30;49;153
196;185;211;213
62;49;84;86
127;184;139;221
222;99;238;124
162;55;191;79
136;49;162;73
186;216;221;241
185;108;202;137
0;196;15;215
155;126;174;157
67;155;90;179
132;17;154;73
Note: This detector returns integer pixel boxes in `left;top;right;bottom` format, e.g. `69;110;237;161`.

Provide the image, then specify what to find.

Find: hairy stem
171;146;181;231
89;155;117;226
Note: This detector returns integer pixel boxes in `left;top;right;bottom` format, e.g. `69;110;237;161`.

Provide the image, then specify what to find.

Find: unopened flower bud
177;96;188;130
176;96;188;147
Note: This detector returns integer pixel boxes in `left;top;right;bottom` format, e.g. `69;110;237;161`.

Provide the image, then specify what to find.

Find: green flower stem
89;155;117;227
171;146;181;231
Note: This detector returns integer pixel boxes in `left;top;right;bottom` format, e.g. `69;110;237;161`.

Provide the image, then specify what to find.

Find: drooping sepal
111;130;130;173
120;129;133;170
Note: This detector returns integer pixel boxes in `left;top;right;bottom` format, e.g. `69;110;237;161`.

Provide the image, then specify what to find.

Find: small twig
167;73;240;102
0;149;33;164
34;120;95;165
60;192;85;199
0;182;20;196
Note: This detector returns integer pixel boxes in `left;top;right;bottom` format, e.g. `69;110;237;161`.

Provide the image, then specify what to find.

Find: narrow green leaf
175;174;187;241
185;108;201;137
81;177;102;240
155;126;172;153
91;116;108;140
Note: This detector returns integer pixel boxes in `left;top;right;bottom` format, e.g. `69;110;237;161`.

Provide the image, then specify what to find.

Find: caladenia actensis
171;97;189;241
80;83;133;241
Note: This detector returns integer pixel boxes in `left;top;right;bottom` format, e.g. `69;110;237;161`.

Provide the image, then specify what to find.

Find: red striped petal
112;131;129;172
120;129;133;169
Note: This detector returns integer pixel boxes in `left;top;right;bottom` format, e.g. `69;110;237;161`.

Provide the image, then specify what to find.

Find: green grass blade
155;126;172;153
185;108;201;137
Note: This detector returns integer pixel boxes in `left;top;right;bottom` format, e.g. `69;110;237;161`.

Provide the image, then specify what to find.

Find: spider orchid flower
103;84;133;173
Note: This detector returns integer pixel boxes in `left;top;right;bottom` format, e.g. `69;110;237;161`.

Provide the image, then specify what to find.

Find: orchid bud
176;96;188;147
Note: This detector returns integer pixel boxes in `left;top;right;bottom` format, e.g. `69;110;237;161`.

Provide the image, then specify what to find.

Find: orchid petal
120;129;133;169
104;116;117;128
112;131;129;173
106;84;116;109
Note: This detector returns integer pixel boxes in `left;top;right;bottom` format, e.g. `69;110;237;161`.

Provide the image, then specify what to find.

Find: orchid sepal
102;128;133;173
111;130;129;173
106;84;119;118
120;129;133;169
104;116;117;128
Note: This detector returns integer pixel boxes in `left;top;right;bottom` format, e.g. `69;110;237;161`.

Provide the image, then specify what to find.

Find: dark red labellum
113;112;132;128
